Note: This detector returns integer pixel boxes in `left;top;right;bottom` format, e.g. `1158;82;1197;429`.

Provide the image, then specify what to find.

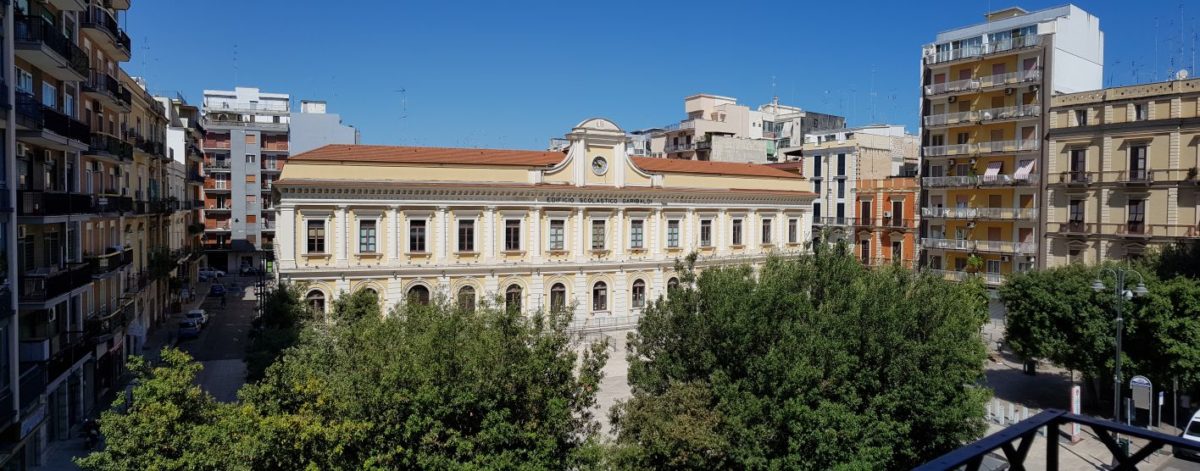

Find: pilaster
387;206;399;261
530;207;542;262
334;205;348;267
614;208;625;257
279;206;296;265
484;206;496;263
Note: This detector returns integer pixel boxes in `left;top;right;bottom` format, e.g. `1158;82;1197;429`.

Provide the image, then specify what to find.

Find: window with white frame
629;220;644;249
1134;103;1148;121
504;219;521;251
788;218;798;243
592;281;608;311
42;82;57;109
761;218;772;244
631;279;646;308
409;219;427;253
591;219;606;250
700;219;712;247
457;219;475;252
358;220;377;253
306;220;325;253
667;220;680;248
548;219;565;251
16;68;33;94
731;219;743;245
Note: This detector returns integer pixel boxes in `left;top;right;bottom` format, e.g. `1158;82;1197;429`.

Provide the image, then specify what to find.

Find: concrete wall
289;112;359;155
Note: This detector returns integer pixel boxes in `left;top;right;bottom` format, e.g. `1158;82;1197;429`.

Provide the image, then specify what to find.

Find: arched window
457;286;476;312
550;283;567;312
631;279;646;309
592;282;608;312
306;290;326;313
361;287;378;299
407;285;430;305
505;284;522;312
667;277;679;291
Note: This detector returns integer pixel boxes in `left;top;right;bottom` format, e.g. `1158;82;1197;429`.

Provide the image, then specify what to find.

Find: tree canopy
611;250;991;470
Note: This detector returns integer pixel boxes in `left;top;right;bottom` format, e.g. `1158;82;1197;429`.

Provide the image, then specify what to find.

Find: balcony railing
928;269;969;282
974;207;1038;220
974;240;1037;254
1050;221;1095;235
814;217;853;226
204;160;231;171
187;172;205;183
134;136;165;157
661;120;696;132
86;247;133;275
14;15;90;79
83;69;130;107
201;118;288;132
977;139;1038;154
206;221;231;231
203;139;231;150
923;143;972;157
664;143;695;153
89;132;133;160
262;160;286;171
925;77;980;96
923;175;977;188
16;92;91;142
985;35;1040;55
262;142;289;152
19;263;94;302
81;7;132;56
1114;223;1200;238
93;194;132;213
924;110;977;127
976;69;1042;89
203;100;289;113
206;203;231;211
18;191;94;216
926;46;983;65
977;105;1040;122
922;238;974;251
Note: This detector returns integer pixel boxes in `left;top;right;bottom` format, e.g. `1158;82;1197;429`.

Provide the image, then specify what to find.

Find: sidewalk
34;280;213;470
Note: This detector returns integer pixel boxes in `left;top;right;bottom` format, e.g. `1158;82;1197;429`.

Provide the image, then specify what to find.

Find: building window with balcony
1127;199;1146;234
1129;145;1147;181
1069;199;1085;231
630;220;644;249
504;219;521;251
306;220;325;253
548;220;565;251
667;220;680;248
837;180;845;199
592;282;608;312
632;279;646;309
42;82;57;109
358;220;377;253
731;219;743;246
1134;103;1148;121
1069;148;1087;182
591;220;606;250
986;260;1001;274
550;283;567;312
457;219;475;252
700;219;713;247
16;68;32;94
761;218;772;244
409;220;428;253
788;218;798;243
1075;109;1088;126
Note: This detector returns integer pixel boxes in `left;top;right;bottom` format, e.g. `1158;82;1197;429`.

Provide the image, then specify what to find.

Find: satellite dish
1177;69;1190;80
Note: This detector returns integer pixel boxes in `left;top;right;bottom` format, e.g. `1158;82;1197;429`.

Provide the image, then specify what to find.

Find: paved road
176;276;257;402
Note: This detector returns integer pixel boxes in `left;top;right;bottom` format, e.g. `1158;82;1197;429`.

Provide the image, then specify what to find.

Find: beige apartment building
1045;79;1200;265
274;119;815;328
652;94;843;163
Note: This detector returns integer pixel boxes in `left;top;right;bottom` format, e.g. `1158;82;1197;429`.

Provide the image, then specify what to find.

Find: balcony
262;141;289;152
977;105;1040;123
974;240;1037;254
203;138;231;150
924;77;980;96
664;142;695;153
204;180;230;191
107;0;131;10
206;221;231;231
134;137;165;158
18;191;93;217
977;69;1042;90
87;132;133;160
922;238;974;251
82;70;131;110
973;207;1038;221
922;207;972;219
149;199;180;213
923;175;977;188
206;203;231;212
985;35;1040;56
1115;223;1200;239
1049;221;1094;236
188;172;205;184
204;160;231;172
261;220;276;231
93;194;133;213
202;100;289;114
80;7;132;61
14;15;90;82
262;160;286;172
86;247;133;276
924;110;977;128
661;120;696;132
814;217;853;226
925;45;984;65
87;300;134;338
977;139;1038;155
16;93;91;150
928;269;970;282
978;173;1040;187
923;143;972;157
202;118;288;132
19;263;94;303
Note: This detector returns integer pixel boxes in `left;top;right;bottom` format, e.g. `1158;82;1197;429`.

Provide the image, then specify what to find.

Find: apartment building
155;93;206;280
201;87;290;273
790;125;918;245
1045;79;1200;265
652;94;844;163
288;100;359;155
918;5;1103;286
855;177;920;268
274;119;815;326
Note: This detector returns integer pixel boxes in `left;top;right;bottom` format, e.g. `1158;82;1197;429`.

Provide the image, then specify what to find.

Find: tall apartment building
155;93;206;280
855;177;921;269
288;100;359;155
201;87;290;273
790;125;919;244
918;5;1103;286
1045;79;1200;265
651;94;844;163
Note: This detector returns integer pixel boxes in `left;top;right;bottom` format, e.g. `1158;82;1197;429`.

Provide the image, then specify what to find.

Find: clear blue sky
127;0;1197;150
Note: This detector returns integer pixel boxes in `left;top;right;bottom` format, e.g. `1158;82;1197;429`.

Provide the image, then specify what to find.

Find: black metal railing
19;263;94;302
187;172;205;183
135;136;164;157
14;15;90;78
93;194;133;213
89;132;133;160
0;82;8;111
18;190;94;216
86;247;133;275
17;364;46;415
41;105;91;142
45;331;91;382
81;7;131;55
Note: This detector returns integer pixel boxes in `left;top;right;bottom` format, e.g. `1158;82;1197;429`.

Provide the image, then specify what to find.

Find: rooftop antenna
1155;17;1160;81
869;65;878;123
232;42;239;86
771;75;778;112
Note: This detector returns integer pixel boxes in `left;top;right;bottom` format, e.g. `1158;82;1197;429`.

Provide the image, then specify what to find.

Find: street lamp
1092;267;1149;422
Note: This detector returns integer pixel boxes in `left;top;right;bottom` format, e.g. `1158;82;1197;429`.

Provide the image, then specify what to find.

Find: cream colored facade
1045;79;1200;266
275;119;815;327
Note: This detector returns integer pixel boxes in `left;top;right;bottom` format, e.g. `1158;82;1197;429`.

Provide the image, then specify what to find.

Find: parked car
177;319;202;340
185;309;209;327
1176;410;1200;460
198;267;225;281
209;284;226;296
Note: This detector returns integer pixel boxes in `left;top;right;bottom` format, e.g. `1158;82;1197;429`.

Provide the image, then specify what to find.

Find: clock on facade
591;156;608;175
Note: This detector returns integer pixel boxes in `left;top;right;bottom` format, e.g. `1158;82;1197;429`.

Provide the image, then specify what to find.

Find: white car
1176;409;1200;460
198;267;225;281
185;309;209;327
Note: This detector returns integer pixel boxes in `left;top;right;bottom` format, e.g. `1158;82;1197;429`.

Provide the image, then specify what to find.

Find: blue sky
128;0;1197;150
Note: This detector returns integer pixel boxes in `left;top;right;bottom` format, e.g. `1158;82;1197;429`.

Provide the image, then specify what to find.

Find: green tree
612;250;990;470
245;283;312;383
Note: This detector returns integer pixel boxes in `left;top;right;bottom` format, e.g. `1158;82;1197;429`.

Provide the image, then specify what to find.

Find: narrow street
176;275;259;402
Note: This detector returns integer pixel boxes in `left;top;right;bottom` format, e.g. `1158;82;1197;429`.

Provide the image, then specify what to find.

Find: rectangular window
16;68;33;94
813;202;821;220
1129;145;1147;181
761;218;772;244
548;220;565;251
42;82;56;109
700;219;713;247
1075;109;1088;126
504;219;521;251
591;219;606;250
1134;103;1148;121
306;220;325;253
836;153;846;175
837;180;845;199
409;220;427;252
788;218;798;243
986;260;1001;274
247;214;257;223
630;220;644;249
245;133;257;144
245;174;256;183
359;220;377;253
812;156;822;177
245;154;256;163
667;220;680;248
814;180;821;194
457;219;475;252
732;219;743;245
1127;199;1146;233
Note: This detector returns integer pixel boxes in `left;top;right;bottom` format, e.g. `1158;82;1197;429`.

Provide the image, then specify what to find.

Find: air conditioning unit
1001;255;1011;263
16;143;29;157
883;211;892;218
43;150;53;163
1005;88;1015;96
17;226;27;238
948;96;958;103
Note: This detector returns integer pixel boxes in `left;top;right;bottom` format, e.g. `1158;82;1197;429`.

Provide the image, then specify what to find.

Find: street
176;276;258;402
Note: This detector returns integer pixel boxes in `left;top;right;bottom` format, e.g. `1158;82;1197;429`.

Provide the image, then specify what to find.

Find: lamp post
1092;267;1149;422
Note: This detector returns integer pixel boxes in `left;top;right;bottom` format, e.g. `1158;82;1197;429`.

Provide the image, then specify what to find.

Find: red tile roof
273;179;816;197
290;145;802;179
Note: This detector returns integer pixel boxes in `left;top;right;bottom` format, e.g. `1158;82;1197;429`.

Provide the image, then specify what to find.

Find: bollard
1009;403;1018;425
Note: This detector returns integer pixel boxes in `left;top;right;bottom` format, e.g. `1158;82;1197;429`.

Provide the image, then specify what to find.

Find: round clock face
591;157;608;176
